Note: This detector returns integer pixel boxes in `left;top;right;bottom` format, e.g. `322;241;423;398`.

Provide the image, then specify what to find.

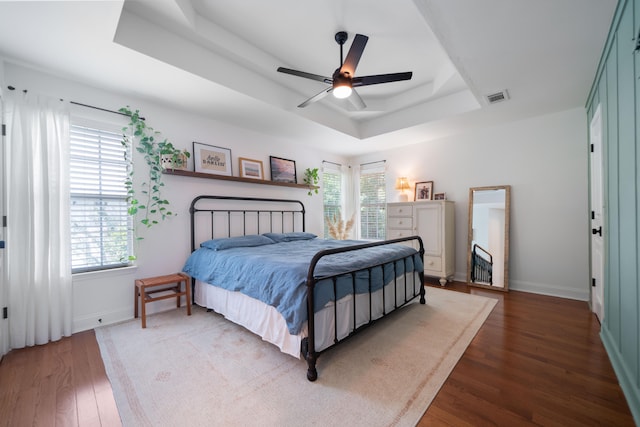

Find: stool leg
134;282;139;319
185;279;192;316
176;283;181;308
141;287;147;328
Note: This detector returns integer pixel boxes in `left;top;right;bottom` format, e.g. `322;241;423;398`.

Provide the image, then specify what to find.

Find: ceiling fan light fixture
277;32;412;108
333;84;352;99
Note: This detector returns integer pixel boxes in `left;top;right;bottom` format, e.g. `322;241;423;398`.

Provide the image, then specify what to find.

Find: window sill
73;264;138;280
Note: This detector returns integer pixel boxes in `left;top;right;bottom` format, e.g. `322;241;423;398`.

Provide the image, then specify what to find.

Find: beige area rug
96;287;497;427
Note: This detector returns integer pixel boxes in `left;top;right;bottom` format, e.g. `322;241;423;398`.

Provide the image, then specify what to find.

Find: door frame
589;104;605;322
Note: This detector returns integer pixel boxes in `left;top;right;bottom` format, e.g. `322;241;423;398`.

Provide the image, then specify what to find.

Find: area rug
96;287;497;427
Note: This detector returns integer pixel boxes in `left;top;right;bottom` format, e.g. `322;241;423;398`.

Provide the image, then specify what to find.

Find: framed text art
193;142;232;176
269;156;297;183
238;157;264;180
415;181;434;201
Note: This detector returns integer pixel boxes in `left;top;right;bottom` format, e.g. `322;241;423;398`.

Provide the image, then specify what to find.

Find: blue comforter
182;239;422;334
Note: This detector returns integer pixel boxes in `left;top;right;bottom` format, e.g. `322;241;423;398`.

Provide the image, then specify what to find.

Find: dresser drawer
423;256;442;272
388;205;412;217
387;229;415;239
387;216;413;229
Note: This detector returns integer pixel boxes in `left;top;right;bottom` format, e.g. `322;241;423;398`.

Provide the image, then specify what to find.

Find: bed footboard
303;236;425;381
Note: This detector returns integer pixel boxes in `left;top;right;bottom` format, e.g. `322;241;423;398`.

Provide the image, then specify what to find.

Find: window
359;161;386;240
322;163;342;238
70;122;132;272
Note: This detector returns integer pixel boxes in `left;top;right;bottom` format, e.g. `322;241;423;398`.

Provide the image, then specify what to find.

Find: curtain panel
4;90;72;348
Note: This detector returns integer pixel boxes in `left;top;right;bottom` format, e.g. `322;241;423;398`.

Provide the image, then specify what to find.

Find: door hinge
2;307;7;319
590;144;594;153
591;211;595;220
2;216;5;227
592;278;596;287
1;123;5;137
0;241;4;249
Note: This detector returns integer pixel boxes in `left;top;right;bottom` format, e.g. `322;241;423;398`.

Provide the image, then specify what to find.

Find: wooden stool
134;272;191;328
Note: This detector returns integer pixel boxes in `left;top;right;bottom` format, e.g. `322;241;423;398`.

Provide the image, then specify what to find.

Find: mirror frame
466;185;511;292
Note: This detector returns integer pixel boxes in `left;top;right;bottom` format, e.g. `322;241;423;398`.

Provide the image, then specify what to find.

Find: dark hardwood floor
0;282;635;426
420;281;635;426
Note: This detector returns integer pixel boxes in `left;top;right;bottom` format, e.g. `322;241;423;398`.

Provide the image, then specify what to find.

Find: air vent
485;90;510;104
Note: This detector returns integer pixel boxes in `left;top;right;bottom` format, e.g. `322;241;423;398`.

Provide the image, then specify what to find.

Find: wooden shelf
163;169;318;190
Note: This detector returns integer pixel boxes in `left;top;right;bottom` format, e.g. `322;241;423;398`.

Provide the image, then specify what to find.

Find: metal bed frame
189;195;425;381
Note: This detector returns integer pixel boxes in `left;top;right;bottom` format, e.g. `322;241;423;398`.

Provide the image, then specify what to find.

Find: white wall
352;108;590;300
3;59;591;335
3;61;346;332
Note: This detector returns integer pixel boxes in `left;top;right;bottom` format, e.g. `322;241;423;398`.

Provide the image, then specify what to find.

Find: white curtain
4;90;72;348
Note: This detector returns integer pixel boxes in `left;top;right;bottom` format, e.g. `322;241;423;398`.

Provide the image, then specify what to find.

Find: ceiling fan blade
352;71;413;87
346;89;366;110
340;34;368;76
277;67;332;84
298;87;333;108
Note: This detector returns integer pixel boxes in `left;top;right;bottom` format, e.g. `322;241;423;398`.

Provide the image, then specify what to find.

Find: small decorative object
395;177;410;202
238;157;264;179
270;156;297;183
434;192;446;200
303;167;319;196
325;211;355;240
193;142;232;176
161;152;189;170
415;181;434;201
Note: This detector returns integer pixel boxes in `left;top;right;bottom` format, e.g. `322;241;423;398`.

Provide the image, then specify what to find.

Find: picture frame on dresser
415;181;434;201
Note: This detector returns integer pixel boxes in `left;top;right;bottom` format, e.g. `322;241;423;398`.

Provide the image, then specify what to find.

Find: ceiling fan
277;31;412;110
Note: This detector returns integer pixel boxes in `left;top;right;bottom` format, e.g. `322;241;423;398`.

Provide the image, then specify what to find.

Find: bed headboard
189;195;306;252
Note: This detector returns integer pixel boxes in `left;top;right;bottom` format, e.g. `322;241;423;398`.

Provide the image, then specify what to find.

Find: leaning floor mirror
467;185;511;291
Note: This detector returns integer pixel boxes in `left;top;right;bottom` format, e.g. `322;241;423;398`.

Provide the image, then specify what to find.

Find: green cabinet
586;0;640;423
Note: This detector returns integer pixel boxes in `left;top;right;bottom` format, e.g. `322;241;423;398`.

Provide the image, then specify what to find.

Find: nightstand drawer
387;216;413;229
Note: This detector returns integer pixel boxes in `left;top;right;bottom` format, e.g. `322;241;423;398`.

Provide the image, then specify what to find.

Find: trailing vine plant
119;106;190;242
303;167;320;196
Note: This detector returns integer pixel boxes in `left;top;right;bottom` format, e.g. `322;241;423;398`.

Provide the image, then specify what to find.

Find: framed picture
434;192;446;200
415;181;434;201
270;156;297;183
238;157;264;180
193;141;232;176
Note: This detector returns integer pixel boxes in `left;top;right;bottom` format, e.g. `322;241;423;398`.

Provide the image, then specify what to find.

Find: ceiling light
333;72;353;99
333;84;352;99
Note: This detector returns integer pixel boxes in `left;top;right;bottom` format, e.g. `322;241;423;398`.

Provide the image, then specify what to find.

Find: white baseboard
73;307;132;333
451;272;589;301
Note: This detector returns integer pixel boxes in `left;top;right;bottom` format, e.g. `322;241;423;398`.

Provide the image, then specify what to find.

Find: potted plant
303;167;319;196
119;106;190;238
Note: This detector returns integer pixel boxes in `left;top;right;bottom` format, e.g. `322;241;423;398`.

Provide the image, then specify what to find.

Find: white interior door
590;105;605;323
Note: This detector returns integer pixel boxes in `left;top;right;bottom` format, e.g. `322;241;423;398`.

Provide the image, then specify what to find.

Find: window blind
70;123;132;272
359;161;386;240
322;163;342;238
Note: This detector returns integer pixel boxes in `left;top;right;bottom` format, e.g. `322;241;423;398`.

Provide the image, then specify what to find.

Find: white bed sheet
194;271;422;358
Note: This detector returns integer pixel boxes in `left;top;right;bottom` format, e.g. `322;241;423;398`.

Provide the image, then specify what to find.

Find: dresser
386;201;455;286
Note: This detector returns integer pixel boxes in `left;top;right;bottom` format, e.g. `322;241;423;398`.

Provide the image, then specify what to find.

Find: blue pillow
262;232;317;243
200;234;275;251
